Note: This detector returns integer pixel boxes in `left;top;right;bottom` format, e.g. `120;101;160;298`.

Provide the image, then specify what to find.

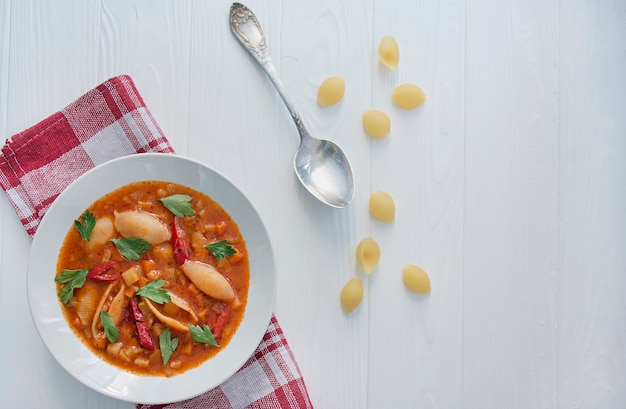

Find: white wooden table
1;1;624;408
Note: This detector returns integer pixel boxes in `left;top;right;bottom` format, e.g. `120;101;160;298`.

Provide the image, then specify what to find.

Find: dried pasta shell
114;210;171;244
378;35;399;69
181;260;235;302
340;277;363;314
362;110;391;139
369;190;395;223
392;84;426;109
356;237;380;274
317;76;345;106
402;264;431;294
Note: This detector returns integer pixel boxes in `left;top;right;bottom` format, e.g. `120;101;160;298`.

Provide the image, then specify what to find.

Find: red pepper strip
207;303;231;339
88;261;120;281
130;297;154;351
171;216;191;266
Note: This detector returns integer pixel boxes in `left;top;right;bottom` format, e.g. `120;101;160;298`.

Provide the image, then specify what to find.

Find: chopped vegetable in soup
55;180;249;377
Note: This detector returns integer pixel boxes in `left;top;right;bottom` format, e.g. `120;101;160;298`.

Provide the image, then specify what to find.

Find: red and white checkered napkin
0;75;174;237
0;75;313;409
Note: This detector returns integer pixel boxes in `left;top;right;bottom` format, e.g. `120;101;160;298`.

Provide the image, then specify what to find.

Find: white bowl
27;153;276;404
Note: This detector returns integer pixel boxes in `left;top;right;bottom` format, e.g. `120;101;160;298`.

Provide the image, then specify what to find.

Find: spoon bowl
230;2;354;208
294;137;353;208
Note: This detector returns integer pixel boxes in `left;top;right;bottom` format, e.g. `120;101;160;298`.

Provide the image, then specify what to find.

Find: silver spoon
229;2;355;208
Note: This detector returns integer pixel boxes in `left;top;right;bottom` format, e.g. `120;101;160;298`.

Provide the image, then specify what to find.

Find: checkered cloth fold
0;75;312;409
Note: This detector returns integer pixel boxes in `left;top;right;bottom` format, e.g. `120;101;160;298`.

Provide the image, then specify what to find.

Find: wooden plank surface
0;1;624;408
368;0;466;408
463;0;560;407
558;1;626;407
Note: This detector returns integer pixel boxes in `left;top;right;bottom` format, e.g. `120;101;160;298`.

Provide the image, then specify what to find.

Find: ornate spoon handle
230;2;310;141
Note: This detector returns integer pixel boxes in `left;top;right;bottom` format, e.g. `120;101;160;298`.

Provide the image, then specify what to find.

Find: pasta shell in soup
143;292;199;333
87;216;115;249
181;260;235;302
107;284;128;326
74;282;99;327
92;282;115;339
114;210;171;244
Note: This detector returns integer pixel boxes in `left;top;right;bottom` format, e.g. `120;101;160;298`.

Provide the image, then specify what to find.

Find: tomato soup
55;181;249;377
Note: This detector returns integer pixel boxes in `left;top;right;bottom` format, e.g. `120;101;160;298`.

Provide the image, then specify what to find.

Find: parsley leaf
55;269;89;304
159;194;195;217
136;279;171;304
100;311;119;343
159;328;178;366
74;210;96;241
189;324;219;347
204;240;236;261
111;237;151;261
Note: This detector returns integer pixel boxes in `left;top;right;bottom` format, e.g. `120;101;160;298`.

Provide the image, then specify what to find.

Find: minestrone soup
55;180;249;377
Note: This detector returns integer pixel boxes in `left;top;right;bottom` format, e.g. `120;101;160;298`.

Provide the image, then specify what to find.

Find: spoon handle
229;3;311;141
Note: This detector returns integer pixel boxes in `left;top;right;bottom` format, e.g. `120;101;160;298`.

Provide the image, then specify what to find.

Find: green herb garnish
204;240;236;261
159;194;195;217
55;269;89;304
136;279;171;304
100;311;119;343
111;237;151;261
189;324;219;347
159;328;178;366
74;210;96;241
